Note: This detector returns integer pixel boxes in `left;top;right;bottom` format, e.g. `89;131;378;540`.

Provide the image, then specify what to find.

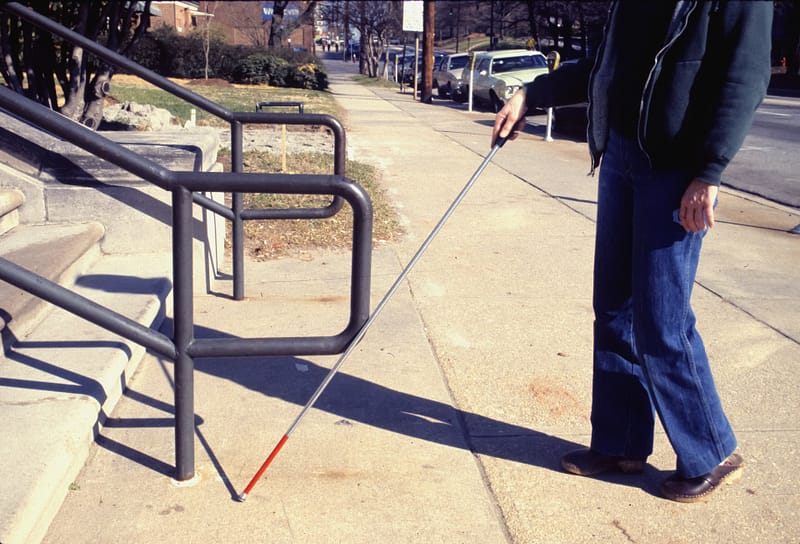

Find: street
327;47;800;213
724;96;800;208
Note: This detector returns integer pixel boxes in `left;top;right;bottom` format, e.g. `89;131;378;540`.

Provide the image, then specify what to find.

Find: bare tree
0;1;152;129
208;1;317;49
266;0;318;48
197;1;219;79
268;0;290;47
339;0;401;77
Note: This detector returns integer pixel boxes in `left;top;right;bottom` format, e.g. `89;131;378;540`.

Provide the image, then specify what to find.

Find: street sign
403;0;423;33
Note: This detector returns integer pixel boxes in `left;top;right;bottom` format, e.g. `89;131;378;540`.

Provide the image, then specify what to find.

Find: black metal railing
0;2;373;481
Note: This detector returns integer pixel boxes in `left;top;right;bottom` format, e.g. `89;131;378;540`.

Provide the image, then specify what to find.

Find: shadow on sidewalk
2;309;670;500
87;318;669;499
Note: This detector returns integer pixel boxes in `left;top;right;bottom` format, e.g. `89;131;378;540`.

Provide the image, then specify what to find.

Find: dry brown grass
217;149;403;260
109;74;401;259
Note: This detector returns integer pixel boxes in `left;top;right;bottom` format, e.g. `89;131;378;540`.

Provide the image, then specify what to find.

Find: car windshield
492;54;547;73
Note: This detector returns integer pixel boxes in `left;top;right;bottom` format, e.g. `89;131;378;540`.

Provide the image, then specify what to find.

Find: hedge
126;26;327;90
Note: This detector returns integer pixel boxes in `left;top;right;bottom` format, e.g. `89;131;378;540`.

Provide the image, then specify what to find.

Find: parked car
380;50;410;80
400;52;445;87
459;49;548;112
432;52;470;99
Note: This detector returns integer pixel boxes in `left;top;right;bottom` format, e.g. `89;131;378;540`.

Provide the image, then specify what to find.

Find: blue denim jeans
589;131;736;478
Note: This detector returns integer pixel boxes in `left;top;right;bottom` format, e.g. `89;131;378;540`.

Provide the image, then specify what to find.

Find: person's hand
491;89;528;147
679;179;718;232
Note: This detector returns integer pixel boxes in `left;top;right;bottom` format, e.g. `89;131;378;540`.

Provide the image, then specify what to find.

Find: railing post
231;120;245;301
173;186;195;481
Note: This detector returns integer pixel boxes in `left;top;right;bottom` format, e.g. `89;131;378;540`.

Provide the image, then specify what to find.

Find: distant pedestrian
492;1;772;502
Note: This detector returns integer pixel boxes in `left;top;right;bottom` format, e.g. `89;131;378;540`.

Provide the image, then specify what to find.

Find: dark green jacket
525;0;773;185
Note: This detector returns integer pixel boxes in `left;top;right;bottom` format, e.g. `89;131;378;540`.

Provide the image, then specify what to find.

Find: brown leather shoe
561;448;647;476
660;453;744;503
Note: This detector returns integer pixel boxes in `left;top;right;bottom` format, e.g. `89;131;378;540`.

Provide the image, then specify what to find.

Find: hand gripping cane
238;136;508;501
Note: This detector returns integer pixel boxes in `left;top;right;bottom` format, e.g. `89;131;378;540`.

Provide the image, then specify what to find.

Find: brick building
150;1;316;51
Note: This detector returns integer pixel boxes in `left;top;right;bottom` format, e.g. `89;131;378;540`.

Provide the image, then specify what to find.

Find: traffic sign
403;0;423;32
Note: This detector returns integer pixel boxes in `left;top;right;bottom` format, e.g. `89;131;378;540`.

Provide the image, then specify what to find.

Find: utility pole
421;0;434;103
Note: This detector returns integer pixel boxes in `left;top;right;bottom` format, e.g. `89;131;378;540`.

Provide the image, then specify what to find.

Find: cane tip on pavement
237;493;248;502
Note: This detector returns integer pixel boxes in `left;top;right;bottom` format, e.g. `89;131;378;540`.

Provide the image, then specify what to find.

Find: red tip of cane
239;434;290;499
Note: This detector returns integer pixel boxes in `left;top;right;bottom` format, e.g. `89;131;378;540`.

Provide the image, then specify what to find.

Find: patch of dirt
185;78;233;88
528;378;586;419
112;73;271;90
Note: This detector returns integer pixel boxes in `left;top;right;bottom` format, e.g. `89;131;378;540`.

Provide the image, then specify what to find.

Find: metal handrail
0;4;373;481
1;1;344;300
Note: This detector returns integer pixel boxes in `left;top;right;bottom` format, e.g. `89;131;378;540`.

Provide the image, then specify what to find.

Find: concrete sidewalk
39;58;799;543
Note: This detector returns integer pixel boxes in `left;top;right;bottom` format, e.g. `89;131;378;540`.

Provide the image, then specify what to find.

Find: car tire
437;82;450;99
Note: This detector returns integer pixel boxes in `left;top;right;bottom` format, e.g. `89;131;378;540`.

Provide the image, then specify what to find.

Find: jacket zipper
637;1;698;164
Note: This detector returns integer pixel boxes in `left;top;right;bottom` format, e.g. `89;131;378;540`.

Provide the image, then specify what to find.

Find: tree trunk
0;14;24;93
343;0;350;61
81;68;111;129
77;1;149;128
60;49;87;119
60;2;90;120
32;30;57;109
268;0;289;47
359;0;367;74
526;0;540;48
202;2;218;78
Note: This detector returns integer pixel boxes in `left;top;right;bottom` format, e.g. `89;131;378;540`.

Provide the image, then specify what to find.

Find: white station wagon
460;49;549;112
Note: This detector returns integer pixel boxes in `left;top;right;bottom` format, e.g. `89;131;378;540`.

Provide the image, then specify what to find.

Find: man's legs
630;160;737;479
589;133;655;460
587;132;737;479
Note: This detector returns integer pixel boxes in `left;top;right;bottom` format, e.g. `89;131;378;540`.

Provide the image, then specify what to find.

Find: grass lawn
106;74;402;259
107;74;341;126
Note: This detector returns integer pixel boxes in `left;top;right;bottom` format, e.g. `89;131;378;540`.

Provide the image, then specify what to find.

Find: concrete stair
0;221;105;340
0;112;224;544
0;188;23;236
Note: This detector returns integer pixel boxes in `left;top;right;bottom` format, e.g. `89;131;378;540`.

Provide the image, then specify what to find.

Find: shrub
124;27;327;90
231;54;290;86
232;47;327;90
128;26;251;80
287;63;328;90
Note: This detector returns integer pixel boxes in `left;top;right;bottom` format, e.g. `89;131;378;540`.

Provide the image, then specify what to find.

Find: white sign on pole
403;0;423;33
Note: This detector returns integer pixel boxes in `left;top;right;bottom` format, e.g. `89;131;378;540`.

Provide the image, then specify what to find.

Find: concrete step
0;222;105;343
0;108;220;187
0;109;226;282
0;189;24;236
0;252;173;544
0;106;222;544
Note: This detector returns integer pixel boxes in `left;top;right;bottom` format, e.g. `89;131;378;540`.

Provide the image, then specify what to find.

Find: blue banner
262;2;300;22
